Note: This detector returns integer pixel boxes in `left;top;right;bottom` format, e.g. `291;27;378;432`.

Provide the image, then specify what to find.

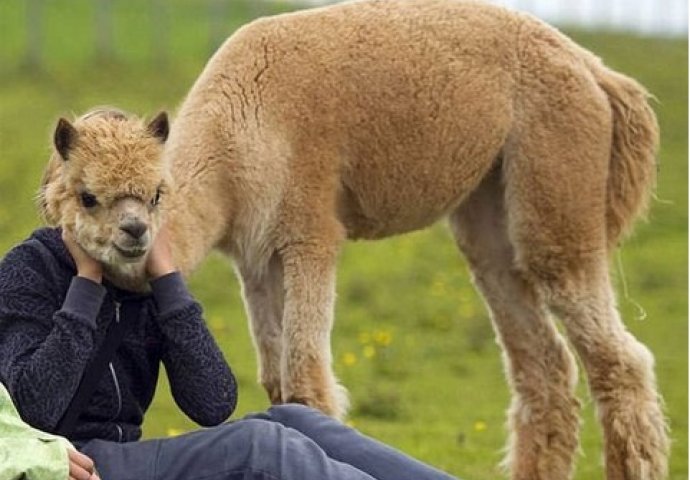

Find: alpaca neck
162;140;235;278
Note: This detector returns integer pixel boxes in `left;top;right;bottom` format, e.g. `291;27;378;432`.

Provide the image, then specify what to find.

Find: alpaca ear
54;118;77;160
147;111;169;142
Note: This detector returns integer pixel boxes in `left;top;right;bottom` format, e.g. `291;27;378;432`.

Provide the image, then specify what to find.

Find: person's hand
62;229;103;283
146;224;176;279
68;448;101;480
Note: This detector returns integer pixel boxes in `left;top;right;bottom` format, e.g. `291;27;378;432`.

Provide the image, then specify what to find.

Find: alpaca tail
587;57;659;247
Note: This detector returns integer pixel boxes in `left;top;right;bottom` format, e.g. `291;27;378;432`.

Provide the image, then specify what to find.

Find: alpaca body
163;0;521;256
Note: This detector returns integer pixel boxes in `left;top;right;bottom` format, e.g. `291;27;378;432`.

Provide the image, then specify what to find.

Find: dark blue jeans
80;404;458;480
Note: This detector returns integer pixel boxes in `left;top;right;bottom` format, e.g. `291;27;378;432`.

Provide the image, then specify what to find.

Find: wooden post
24;0;42;70
95;0;114;62
151;0;167;66
208;0;228;54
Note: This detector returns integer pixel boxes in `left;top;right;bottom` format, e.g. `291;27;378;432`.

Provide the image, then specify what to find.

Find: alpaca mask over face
39;108;170;291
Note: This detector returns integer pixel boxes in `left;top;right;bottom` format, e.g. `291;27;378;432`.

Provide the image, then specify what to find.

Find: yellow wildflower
343;352;357;366
373;329;392;346
363;345;376;359
473;421;487;432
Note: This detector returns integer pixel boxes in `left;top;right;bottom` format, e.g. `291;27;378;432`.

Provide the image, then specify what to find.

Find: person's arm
0;429;70;480
0;241;105;432
147;226;238;426
151;274;238;425
0;383;100;480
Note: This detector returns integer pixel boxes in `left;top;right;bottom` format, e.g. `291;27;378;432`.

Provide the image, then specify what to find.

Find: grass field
0;2;686;478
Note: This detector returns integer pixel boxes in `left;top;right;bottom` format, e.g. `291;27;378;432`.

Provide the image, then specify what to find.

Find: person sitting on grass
0;121;458;480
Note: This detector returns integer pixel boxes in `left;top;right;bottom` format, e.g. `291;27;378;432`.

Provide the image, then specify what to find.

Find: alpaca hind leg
504;103;669;479
451;167;580;480
238;253;285;404
548;269;669;480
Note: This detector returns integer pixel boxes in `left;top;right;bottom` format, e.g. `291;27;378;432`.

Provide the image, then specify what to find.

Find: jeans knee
239;418;281;442
205;420;289;476
270;403;315;415
224;418;282;459
268;403;321;424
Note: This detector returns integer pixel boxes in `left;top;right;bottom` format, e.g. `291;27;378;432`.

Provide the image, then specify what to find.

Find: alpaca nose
120;221;147;240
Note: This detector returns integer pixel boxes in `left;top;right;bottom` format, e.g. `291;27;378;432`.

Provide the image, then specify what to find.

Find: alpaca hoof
603;396;669;480
261;377;283;405
284;382;350;420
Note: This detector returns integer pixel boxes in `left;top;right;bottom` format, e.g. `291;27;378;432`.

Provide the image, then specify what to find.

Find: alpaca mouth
114;244;147;260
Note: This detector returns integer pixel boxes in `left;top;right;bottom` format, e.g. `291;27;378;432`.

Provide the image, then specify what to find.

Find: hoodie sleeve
150;272;237;426
0;241;105;432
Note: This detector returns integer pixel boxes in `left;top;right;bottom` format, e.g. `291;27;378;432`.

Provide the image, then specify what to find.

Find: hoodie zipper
110;301;124;442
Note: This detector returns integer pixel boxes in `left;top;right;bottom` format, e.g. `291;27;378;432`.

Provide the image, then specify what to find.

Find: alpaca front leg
280;243;349;420
238;254;284;404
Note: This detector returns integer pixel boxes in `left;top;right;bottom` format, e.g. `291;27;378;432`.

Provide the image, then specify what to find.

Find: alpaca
40;1;668;478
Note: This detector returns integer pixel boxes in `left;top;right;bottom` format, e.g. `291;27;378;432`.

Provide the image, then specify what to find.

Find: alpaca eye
151;188;161;207
80;192;98;208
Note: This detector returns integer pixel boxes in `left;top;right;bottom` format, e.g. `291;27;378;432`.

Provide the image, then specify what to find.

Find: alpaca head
39;107;170;290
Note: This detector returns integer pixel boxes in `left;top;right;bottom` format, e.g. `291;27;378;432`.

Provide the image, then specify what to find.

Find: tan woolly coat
159;2;664;478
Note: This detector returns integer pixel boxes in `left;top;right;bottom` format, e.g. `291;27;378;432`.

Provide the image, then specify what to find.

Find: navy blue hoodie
0;228;237;443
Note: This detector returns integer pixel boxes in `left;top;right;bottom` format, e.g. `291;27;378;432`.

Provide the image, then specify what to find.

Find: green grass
0;3;686;479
